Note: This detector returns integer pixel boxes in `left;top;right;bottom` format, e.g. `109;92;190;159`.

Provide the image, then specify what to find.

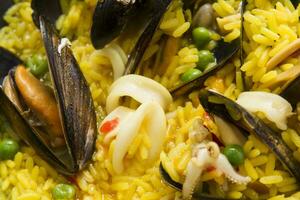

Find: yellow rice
1;0;300;199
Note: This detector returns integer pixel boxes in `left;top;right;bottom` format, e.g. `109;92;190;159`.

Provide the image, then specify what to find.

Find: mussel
124;0;173;74
91;0;140;49
0;16;97;175
170;39;240;97
31;0;62;27
199;90;300;181
91;0;172;74
160;89;300;198
170;0;245;97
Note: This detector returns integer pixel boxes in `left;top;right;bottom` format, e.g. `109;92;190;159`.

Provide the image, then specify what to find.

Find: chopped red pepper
67;176;78;187
206;165;216;172
99;117;119;134
204;112;212;121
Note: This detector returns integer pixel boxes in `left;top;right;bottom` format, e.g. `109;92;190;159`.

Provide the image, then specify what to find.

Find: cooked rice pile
1;0;300;199
241;0;300;92
0;114;64;200
142;0;242;90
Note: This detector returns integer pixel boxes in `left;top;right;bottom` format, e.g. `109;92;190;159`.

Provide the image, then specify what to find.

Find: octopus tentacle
207;141;220;158
183;143;217;199
182;158;204;200
215;154;251;185
183;141;250;199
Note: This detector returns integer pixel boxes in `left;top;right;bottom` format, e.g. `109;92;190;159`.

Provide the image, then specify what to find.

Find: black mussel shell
0;47;22;84
31;0;62;27
0;0;14;28
159;163;237;200
199;89;300;181
124;0;172;74
170;39;240;97
280;76;300;109
0;89;70;173
40;16;97;172
170;1;245;97
0;16;97;175
91;0;140;49
92;0;172;75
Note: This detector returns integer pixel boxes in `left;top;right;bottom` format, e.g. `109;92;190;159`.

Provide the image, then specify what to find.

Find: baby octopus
182;119;251;199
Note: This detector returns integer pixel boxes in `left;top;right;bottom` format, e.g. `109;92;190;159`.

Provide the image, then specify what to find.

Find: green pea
180;68;202;83
26;54;48;77
197;50;215;71
192;27;212;48
52;184;76;200
0;138;19;160
223;144;245;166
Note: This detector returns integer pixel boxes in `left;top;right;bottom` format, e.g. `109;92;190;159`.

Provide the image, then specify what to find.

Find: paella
1;0;300;199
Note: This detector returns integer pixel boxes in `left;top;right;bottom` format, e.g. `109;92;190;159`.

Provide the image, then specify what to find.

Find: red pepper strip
204;112;212;121
206;165;216;172
99;117;119;134
67;176;79;187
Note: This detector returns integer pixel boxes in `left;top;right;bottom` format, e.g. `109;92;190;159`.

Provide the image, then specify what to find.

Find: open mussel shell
0;47;22;84
170;0;245;97
0;89;71;173
39;16;97;172
0;16;97;175
159;163;236;200
91;0;140;49
31;0;62;27
124;0;172;74
170;39;240;97
199;89;300;181
91;0;172;74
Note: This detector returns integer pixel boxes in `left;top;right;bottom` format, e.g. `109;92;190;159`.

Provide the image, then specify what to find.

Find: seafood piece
101;75;171;173
31;0;62;27
97;43;128;80
14;66;63;141
91;0;172;74
160;119;249;200
0;47;22;84
213;115;246;146
106;74;172;112
199;89;300;181
192;3;215;29
91;0;139;49
160;163;235;200
124;0;172;74
182;142;250;199
170;1;245;97
236;92;293;130
0;89;69;173
0;0;14;28
0;16;97;175
102;102;166;174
